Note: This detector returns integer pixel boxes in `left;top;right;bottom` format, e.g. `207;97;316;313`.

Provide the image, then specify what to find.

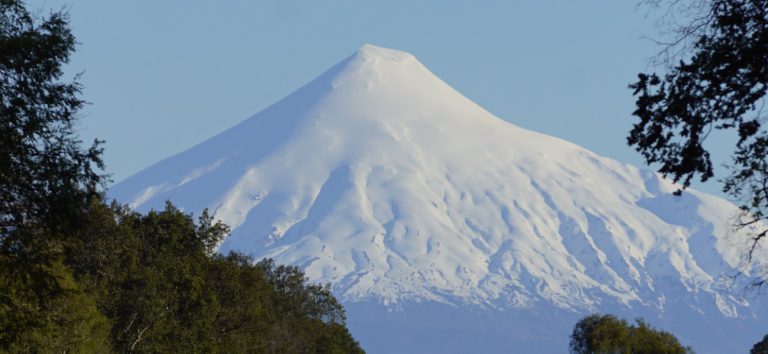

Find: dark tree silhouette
628;0;768;266
0;0;105;240
0;1;110;351
752;334;768;354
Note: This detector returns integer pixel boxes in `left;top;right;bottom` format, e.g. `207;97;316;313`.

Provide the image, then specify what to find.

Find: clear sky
29;0;735;197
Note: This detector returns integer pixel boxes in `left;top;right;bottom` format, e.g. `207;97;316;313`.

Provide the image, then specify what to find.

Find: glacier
110;44;768;353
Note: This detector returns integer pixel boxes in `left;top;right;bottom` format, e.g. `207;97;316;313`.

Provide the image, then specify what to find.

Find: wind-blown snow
110;44;768;353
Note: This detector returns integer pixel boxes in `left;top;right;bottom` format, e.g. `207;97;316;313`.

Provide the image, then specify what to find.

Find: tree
569;314;629;354
0;0;104;238
0;1;109;351
752;333;768;354
569;314;694;354
70;201;364;353
627;0;768;264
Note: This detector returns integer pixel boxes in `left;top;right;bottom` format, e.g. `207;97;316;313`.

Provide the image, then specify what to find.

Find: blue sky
30;0;734;197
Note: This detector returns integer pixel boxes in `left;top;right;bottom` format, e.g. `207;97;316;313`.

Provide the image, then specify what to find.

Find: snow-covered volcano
111;44;768;353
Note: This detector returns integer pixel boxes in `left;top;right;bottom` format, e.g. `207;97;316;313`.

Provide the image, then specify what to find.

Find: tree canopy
70;201;364;353
569;314;694;354
0;0;104;237
0;1;110;350
752;334;768;354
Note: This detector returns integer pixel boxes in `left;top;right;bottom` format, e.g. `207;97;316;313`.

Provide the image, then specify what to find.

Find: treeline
0;1;363;352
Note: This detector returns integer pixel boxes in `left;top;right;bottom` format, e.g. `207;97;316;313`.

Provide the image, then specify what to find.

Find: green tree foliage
569;314;694;354
0;0;104;238
70;201;364;353
570;314;629;354
0;0;110;351
752;334;768;354
627;0;768;259
1;0;364;352
0;253;111;353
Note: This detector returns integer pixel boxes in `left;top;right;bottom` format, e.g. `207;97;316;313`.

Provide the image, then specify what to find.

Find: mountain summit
111;45;768;353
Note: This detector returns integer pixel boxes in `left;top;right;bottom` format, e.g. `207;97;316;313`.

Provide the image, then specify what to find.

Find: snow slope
110;44;768;353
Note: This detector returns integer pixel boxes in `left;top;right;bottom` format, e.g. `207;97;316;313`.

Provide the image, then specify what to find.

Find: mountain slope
110;44;768;353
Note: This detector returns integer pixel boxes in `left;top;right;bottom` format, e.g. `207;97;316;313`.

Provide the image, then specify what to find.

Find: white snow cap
110;42;767;320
